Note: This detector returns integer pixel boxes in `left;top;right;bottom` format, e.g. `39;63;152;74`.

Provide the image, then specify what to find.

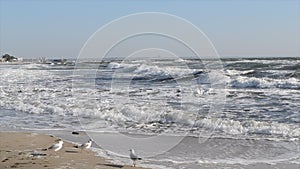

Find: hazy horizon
12;55;300;61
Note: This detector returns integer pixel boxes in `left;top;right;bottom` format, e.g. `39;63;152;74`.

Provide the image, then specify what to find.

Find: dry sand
0;132;149;169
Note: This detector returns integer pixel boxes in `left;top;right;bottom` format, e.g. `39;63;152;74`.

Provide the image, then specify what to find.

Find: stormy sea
0;57;299;168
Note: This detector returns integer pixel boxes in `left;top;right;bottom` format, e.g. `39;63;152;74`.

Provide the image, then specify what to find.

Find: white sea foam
0;61;299;138
230;76;300;89
194;118;300;138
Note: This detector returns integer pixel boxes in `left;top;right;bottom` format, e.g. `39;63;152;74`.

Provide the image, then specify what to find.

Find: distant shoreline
0;56;299;64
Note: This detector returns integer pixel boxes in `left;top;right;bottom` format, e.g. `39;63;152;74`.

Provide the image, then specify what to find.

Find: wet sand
1;131;299;169
0;132;149;169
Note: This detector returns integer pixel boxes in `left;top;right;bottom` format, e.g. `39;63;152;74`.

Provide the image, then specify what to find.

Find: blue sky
0;0;299;58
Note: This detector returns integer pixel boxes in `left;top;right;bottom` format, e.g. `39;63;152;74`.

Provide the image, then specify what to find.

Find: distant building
17;57;23;62
38;57;48;64
50;57;67;65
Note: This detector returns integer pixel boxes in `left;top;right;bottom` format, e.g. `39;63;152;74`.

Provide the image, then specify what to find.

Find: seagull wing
48;143;58;150
80;141;92;149
82;141;89;147
130;152;142;160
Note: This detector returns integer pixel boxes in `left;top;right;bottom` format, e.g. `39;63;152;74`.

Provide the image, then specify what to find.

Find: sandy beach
0;132;149;169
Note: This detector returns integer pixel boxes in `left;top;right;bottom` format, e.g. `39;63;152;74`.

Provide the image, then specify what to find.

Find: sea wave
0;59;299;140
229;76;300;89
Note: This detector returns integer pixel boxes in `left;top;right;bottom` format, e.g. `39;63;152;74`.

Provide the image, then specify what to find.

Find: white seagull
129;149;142;167
77;139;92;150
48;139;64;152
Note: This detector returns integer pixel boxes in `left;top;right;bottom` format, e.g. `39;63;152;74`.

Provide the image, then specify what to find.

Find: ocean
0;57;299;168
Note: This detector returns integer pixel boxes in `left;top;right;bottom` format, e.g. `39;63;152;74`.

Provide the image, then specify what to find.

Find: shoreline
1;130;299;169
0;132;149;169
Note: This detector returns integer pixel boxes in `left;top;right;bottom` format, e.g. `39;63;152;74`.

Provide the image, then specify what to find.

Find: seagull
129;149;142;167
48;139;64;152
75;139;92;150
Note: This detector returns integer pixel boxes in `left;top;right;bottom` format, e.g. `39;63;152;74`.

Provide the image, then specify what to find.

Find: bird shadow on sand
97;163;124;168
65;150;80;153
